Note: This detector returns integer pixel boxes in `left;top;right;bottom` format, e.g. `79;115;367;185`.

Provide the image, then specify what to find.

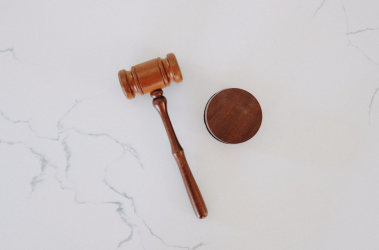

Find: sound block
204;88;262;144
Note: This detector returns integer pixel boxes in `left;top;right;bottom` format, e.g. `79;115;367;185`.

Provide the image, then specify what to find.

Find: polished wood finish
118;54;207;219
205;88;262;144
151;89;207;219
118;53;183;99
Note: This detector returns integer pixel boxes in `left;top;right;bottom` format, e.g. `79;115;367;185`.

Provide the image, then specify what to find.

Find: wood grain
205;88;262;144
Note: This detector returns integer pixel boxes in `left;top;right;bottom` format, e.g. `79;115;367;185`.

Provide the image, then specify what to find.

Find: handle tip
194;206;208;219
197;211;208;219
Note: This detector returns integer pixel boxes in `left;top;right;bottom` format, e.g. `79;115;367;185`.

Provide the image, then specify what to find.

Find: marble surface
1;0;379;249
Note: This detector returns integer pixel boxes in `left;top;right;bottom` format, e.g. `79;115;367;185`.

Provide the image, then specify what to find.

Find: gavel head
118;53;183;99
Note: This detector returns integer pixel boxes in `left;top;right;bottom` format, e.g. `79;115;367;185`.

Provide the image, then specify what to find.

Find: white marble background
1;0;379;249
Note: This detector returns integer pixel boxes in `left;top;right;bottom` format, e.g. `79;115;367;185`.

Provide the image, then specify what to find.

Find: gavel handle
151;89;208;219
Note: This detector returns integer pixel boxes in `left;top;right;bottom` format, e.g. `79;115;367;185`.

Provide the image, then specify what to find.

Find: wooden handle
151;89;208;219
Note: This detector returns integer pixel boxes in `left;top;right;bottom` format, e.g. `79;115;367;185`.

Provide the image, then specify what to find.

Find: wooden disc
204;88;262;144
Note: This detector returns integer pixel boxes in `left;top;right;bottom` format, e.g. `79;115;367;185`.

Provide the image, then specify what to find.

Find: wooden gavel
118;53;208;219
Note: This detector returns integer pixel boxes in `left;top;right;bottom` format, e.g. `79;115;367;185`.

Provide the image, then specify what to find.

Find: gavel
118;53;208;219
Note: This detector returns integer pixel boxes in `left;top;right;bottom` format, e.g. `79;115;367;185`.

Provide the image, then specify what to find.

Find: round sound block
204;88;262;144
